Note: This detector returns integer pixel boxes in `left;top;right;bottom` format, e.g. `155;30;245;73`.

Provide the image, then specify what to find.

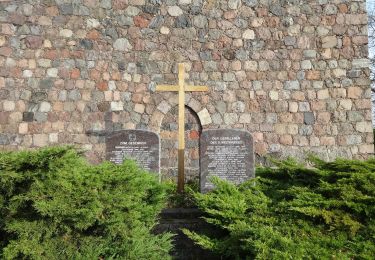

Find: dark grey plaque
200;129;254;192
106;130;160;173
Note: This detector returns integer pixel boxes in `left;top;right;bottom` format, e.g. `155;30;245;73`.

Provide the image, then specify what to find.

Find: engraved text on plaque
106;130;160;173
200;129;254;192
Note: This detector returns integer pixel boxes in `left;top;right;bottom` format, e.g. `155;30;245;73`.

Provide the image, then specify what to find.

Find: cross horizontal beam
185;85;209;92
156;85;179;91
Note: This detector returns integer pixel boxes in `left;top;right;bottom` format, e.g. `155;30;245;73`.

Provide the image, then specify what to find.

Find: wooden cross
156;63;208;193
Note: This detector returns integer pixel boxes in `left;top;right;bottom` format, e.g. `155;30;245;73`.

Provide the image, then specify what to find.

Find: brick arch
148;94;211;132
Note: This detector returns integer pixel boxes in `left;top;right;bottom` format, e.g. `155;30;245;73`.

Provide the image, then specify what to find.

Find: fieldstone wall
0;0;373;171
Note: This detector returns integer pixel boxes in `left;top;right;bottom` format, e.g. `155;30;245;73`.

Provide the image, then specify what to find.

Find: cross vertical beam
177;64;185;192
156;63;208;193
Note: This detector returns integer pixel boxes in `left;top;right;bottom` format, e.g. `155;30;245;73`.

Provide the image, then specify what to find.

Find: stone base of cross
156;63;208;193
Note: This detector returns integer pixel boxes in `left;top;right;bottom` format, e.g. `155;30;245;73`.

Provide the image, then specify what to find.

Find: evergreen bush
0;146;172;259
184;157;375;259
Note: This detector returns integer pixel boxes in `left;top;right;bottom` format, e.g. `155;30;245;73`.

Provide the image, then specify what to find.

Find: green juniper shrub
183;157;375;259
0;146;173;259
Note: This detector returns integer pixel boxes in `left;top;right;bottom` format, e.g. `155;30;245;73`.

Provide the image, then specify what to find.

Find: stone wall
0;0;373;173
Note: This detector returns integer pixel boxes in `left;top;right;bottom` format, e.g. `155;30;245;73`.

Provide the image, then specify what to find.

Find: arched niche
160;105;202;184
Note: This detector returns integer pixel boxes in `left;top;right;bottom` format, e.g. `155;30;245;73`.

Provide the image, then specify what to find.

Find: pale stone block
287;124;299;135
22;70;33;78
60;29;73;37
352;59;370;68
129;0;145;5
284;81;300;90
317;26;329;36
251;18;263;27
359;144;374;154
133;74;141;83
125;6;140;16
231;61;242;71
351;146;359;155
29;60;37;69
320;136;335;146
242;29;255;39
37;59;51;67
47;68;58;77
179;0;192;4
168;6;183;16
157;100;171;114
223;113;238;125
123;73;132;81
274;124;286;134
239;113;251;123
38;16;52;26
104;91;112;101
108;81;116;90
258;61;269;71
301;60;312;70
188;98;202;112
289;102;298;112
39;102;51;112
317;89;329;99
338;99;352;110
49;133;59;143
347;135;362;145
43;39;52;48
3;100;15;111
0;36;5;46
299;102;310;112
87;18;100;28
332;68;346;78
113;38;132;51
269;91;279;100
347;87;362;99
67;122;83;133
317;112;331;124
288;24;301;36
228;0;241;9
33;134;48;147
244;61;258;71
110;101;124;111
211;113;223;124
294;136;309;146
279;135;293;145
313;81;324;89
198;108;212;125
9;112;22;123
19;122;28;134
310;136;320;146
355;121;372;133
322;36;337;48
303;50;317;58
134;103;145;114
160;26;170;35
231;101;245;113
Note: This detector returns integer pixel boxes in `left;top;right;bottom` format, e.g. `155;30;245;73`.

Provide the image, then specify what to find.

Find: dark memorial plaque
200;129;254;192
106;130;160;173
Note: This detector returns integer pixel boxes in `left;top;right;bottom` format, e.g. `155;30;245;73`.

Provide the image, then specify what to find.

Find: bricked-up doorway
160;106;201;183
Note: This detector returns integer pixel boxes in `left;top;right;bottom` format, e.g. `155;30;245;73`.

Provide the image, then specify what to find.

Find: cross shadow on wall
160;105;202;184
